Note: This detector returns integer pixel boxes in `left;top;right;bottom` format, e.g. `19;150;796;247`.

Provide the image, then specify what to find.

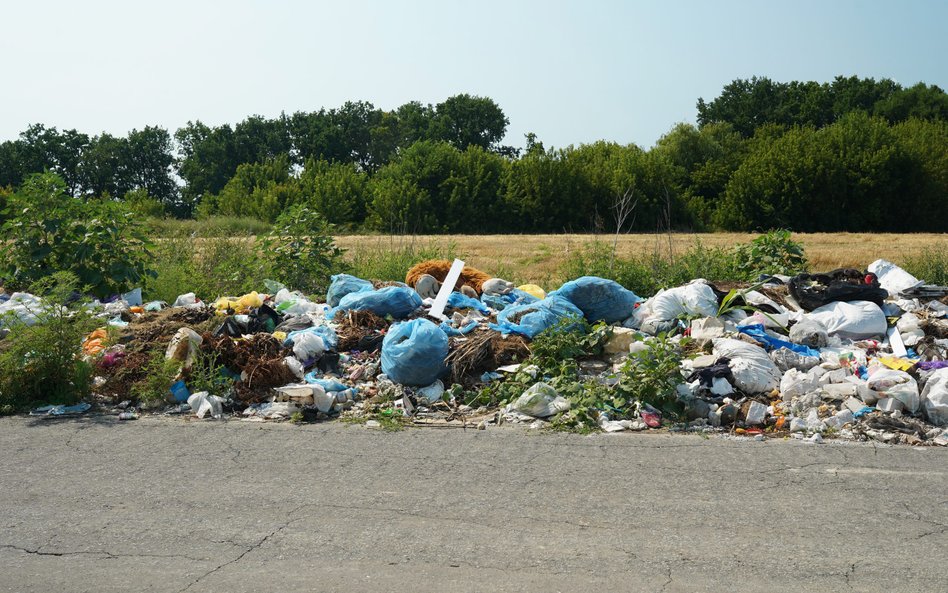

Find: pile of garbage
15;257;948;445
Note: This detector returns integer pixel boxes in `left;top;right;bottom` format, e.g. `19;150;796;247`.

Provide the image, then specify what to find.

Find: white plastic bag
188;391;223;419
920;368;948;426
633;281;718;331
712;338;782;394
512;382;570;418
780;368;820;401
292;332;326;361
806;301;887;340
866;368;919;413
868;259;923;295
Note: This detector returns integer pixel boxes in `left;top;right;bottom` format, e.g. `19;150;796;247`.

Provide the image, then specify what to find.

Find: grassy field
335;233;948;287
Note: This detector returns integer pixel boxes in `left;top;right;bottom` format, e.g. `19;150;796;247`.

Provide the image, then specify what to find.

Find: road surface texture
2;416;946;593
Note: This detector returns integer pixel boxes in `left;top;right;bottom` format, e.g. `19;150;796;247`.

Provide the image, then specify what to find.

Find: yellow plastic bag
214;291;262;314
517;284;546;300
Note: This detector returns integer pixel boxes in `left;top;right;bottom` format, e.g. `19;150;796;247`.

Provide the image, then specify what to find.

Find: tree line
1;78;946;232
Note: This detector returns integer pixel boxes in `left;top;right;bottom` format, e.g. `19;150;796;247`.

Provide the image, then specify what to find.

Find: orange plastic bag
82;328;109;356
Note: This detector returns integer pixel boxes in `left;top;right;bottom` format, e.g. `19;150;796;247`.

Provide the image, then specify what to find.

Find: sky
1;0;946;149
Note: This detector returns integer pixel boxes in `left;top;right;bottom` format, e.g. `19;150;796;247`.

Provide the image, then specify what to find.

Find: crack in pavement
658;565;673;592
0;543;203;562
176;503;315;593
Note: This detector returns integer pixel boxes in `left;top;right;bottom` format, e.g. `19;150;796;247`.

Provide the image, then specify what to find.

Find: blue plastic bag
490;295;583;339
286;325;338;351
326;274;374;307
303;372;349;392
329;286;422;320
738;324;820;358
381;319;449;386
480;288;539;312
447;292;490;314
550;276;640;324
440;320;479;337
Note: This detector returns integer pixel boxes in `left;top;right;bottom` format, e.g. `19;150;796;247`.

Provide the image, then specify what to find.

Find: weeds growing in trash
132;351;181;408
185;350;231;397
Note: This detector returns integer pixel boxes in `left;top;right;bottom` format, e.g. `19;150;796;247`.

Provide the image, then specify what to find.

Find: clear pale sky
2;0;946;149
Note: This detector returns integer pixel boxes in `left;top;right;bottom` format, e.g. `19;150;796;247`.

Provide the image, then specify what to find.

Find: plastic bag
446;292;490;314
866;368;919;413
381;319;449;386
326;274;374;307
788;269;887;311
551;276;641;323
738;324;820;357
633;281;718;333
172;292;198;308
187;391;223;419
512;382;571;418
165;328;203;367
806;301;887;340
789;318;829;348
868;259;923;295
517;284;546;300
780;368;820;400
480;288;539;312
920;367;948;426
712;338;782;394
490;295;583;339
330;286;422;320
0;292;45;327
286;325;338;351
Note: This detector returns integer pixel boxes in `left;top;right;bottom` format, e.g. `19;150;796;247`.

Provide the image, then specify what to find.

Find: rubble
6;256;948;447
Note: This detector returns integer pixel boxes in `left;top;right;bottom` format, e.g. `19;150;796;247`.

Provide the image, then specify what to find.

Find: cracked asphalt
2;416;946;592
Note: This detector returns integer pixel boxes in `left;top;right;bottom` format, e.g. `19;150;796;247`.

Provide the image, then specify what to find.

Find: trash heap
33;257;948;445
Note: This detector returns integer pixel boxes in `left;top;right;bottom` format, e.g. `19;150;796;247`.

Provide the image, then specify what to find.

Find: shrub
0;172;155;298
256;204;346;295
731;229;807;280
131;350;182;408
0;272;97;412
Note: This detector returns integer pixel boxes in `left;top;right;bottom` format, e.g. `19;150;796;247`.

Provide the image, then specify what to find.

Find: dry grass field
336;233;948;286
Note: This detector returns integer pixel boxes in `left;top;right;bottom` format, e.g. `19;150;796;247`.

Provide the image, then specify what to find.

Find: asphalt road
1;416;946;593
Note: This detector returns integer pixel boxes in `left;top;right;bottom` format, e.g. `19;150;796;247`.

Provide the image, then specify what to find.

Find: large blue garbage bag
489;295;583;339
550;276;641;324
329;286;422;320
381;319;449;386
326;274;374;307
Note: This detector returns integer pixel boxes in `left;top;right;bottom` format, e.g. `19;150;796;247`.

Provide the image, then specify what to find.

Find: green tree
431;94;509;152
213;155;302;222
299;158;368;226
0;172;154;297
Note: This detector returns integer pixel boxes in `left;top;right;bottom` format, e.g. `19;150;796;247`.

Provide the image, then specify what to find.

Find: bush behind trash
562;230;806;294
0;173;156;299
0;273;97;413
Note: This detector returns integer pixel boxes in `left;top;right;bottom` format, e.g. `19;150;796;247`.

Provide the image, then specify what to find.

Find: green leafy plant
551;333;686;431
0;172;156;298
732;229;807;280
256;204;346;295
131;349;182;408
185;350;233;397
0;272;97;412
